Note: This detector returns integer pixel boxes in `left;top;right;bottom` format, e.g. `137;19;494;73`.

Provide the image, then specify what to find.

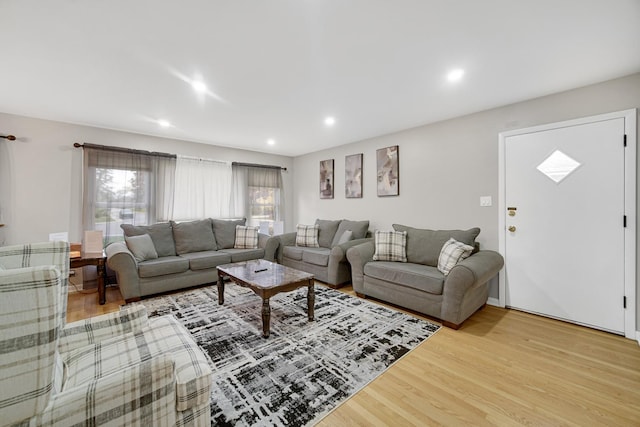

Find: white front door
499;110;636;336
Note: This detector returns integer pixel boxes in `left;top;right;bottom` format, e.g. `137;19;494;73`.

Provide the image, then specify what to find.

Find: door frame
497;109;637;339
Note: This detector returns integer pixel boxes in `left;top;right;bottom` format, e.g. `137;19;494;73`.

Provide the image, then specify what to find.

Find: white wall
292;72;640;312
0;113;294;245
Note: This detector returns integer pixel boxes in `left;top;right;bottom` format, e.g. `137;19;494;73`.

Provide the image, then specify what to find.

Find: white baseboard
636;331;640;346
487;297;501;307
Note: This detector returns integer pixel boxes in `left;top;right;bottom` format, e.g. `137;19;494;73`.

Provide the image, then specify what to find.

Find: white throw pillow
437;238;474;275
125;234;159;263
372;230;407;262
296;224;320;247
234;225;259;249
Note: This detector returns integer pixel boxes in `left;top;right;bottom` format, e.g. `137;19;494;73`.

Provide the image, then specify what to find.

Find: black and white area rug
140;285;440;426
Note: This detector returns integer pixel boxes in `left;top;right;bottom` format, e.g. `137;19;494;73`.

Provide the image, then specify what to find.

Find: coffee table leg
217;272;225;305
262;298;271;338
307;280;315;321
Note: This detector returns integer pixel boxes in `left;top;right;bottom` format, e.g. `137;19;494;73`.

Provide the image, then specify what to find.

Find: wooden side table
70;252;108;305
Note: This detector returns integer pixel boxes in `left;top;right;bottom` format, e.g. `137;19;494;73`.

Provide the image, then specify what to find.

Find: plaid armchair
0;242;212;426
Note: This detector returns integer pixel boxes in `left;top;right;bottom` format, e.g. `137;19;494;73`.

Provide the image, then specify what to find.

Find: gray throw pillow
336;230;353;245
315;219;341;248
331;219;369;247
121;222;176;257
171;219;217;254
392;224;480;267
125;234;159;263
212;218;246;249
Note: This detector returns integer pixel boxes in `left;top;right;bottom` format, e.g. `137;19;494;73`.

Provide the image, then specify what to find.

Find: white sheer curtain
172;156;233;220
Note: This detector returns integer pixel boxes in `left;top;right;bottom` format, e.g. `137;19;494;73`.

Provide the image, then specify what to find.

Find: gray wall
0;113;294;245
292;72;640;325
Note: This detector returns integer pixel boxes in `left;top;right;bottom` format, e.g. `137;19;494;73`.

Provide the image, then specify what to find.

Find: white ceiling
1;1;639;157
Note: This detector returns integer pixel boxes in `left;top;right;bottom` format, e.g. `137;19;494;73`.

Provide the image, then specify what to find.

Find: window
248;186;280;228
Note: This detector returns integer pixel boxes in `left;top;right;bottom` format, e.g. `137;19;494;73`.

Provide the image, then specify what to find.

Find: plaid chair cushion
0;265;63;425
63;315;212;412
373;230;407;262
437;238;475;275
234;225;259;249
37;355;177;427
59;305;149;354
295;224;320;247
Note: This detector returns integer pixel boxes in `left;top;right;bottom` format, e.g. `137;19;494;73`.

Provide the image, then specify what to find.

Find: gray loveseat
107;218;278;302
275;219;371;287
346;225;504;329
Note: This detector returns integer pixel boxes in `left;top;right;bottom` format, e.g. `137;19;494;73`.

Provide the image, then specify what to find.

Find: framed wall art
320;159;334;199
376;145;399;196
345;153;363;198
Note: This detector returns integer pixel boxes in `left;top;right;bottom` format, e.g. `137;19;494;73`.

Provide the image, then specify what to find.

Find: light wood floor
68;284;640;426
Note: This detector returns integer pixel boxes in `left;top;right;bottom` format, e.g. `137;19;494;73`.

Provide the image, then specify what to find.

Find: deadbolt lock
507;207;517;217
508;226;516;232
508;210;516;217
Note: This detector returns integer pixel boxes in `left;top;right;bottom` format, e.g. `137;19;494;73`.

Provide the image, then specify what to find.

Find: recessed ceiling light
324;117;336;126
191;80;207;93
157;119;172;128
447;68;465;82
267;139;276;146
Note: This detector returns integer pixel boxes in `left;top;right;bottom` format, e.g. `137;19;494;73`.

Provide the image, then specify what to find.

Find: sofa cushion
125;234;158;263
437;238;475;275
212;218;246;249
179;251;232;271
171;219;217;254
331;220;369;247
372;230;407;262
296;224;319;247
301;247;331;267
364;261;445;295
121;222;176;257
336;230;353;245
392;224;480;267
234;225;259;249
315;219;341;248
283;246;304;261
220;248;265;263
138;256;190;278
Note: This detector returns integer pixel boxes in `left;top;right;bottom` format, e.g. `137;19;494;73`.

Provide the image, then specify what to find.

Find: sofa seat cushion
138;256;189;278
301;247;331;267
179;251;231;270
364;261;445;295
283;246;304;261
63;315;212;411
220;248;265;262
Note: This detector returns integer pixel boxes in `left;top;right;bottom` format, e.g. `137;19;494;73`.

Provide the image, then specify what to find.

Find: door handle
508;226;516;232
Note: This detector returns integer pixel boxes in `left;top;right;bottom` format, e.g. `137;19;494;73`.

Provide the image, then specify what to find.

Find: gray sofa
346;224;504;329
275;219;371;287
107;218;278;302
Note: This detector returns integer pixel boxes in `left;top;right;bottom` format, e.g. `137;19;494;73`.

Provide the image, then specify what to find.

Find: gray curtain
231;165;284;228
82;148;176;245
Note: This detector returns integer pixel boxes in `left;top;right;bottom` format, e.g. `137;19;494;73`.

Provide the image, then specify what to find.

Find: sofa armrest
441;250;504;323
346;240;376;293
37;355;177;426
59;305;149;354
275;232;297;263
259;233;279;262
105;242;141;301
327;237;374;286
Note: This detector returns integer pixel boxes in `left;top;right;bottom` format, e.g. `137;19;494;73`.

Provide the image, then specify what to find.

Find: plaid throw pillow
437;238;474;275
373;230;407;262
296;224;319;247
234;225;259;249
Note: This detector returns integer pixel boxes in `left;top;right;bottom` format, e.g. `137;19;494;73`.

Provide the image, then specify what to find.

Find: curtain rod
73;142;176;159
232;162;287;171
74;143;287;170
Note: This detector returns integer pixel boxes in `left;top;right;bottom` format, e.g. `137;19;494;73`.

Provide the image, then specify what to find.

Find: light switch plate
480;196;492;207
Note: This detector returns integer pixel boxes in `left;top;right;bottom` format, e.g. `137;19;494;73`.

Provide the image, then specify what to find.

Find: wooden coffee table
216;259;315;338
